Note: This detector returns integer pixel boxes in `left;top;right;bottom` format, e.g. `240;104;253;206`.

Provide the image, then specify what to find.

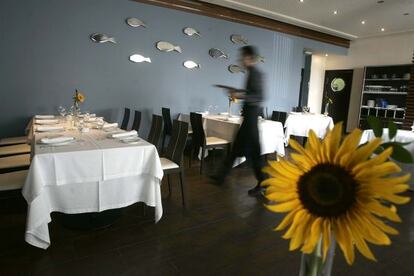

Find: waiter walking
214;46;265;196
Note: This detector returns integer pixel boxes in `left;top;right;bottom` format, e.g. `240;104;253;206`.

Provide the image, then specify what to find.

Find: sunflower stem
300;236;336;276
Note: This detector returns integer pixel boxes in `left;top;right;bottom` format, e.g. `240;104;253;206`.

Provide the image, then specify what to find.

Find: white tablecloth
178;114;285;160
284;113;334;141
361;129;414;189
23;118;164;249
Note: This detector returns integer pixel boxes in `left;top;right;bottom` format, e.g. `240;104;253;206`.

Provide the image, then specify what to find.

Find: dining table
178;113;285;165
23;116;164;249
360;128;414;190
284;112;334;142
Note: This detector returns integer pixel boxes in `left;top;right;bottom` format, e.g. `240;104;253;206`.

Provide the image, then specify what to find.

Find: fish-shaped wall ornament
183;27;201;37
126;17;147;28
183;60;201;69
257;55;265;63
129;54;151;63
209;48;229;59
90;33;117;44
156;41;182;53
230;34;248;45
228;64;245;74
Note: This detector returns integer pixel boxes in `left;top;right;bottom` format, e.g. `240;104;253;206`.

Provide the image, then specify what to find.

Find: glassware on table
57;106;67;117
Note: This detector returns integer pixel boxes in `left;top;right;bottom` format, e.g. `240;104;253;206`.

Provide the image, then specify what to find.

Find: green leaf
387;121;398;140
367;116;383;138
382;142;414;163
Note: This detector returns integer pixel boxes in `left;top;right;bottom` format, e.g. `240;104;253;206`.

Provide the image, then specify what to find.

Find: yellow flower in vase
262;122;410;265
76;92;85;103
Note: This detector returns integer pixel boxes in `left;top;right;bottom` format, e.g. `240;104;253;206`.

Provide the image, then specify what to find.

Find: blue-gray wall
0;0;347;137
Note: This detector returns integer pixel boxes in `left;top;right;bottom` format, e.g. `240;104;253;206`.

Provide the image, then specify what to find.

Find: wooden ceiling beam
132;0;350;48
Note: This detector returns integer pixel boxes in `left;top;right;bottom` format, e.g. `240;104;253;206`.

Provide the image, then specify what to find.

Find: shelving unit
358;64;412;129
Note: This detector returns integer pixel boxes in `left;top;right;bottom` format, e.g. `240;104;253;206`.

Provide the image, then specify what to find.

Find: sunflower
262;123;410;265
76;92;85;103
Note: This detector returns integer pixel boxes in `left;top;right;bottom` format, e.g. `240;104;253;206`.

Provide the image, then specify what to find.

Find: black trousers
219;105;264;184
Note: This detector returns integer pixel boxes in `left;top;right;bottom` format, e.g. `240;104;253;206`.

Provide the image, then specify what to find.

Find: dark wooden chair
161;107;173;153
131;110;142;132
121;108;131;130
189;112;231;174
160;120;188;206
0;136;27;146
147;114;163;148
271;111;288;127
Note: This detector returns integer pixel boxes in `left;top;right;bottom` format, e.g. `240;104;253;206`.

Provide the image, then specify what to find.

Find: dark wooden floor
1;157;414;276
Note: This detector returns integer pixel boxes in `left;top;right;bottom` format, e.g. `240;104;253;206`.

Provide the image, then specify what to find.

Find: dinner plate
36;128;65;133
38;140;75;146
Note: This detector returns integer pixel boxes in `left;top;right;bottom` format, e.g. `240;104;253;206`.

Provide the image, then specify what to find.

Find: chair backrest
121;108;131;130
165;120;188;165
147;114;163;147
190;112;205;148
162;107;173;135
132;110;142;132
271;110;287;126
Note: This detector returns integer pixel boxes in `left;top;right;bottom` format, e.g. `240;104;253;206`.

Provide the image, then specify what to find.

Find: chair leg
189;147;193;168
167;174;172;197
179;171;186;207
200;146;206;174
161;133;166;153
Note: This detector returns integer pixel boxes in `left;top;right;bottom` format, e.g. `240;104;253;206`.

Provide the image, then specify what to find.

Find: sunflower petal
265;199;301;213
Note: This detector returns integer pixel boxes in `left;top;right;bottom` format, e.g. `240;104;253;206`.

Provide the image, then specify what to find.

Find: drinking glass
58;106;67;117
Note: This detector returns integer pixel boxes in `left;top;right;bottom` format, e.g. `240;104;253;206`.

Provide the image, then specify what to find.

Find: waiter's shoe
248;186;266;196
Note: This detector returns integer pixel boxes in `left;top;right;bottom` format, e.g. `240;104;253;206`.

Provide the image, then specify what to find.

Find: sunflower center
298;163;357;217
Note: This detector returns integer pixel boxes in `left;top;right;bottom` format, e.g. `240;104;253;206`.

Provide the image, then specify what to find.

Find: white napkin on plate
103;123;118;129
36;126;64;132
110;130;137;139
35;119;59;125
40;136;74;144
35;115;55;119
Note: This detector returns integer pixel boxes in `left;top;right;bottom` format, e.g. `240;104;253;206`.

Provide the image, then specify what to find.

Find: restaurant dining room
1;0;414;275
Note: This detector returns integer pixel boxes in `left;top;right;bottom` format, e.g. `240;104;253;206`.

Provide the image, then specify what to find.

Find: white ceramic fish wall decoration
129;54;151;63
90;33;117;44
228;64;245;74
209;48;229;59
183;60;200;69
183;27;201;37
126;17;147;28
257;55;265;63
156;41;182;53
230;34;248;45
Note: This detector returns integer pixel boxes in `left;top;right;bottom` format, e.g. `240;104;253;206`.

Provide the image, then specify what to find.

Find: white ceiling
199;0;414;39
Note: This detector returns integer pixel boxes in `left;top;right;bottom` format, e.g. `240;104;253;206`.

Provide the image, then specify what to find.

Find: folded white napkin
40;136;74;144
36;126;64;132
35;119;59;125
111;130;138;139
78;113;96;118
103;123;118;129
35;115;55;119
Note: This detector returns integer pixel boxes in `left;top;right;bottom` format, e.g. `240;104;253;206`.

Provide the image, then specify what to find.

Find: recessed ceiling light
325;54;329;57
377;0;384;3
333;10;338;15
381;27;385;32
403;12;410;16
361;20;366;24
299;0;304;2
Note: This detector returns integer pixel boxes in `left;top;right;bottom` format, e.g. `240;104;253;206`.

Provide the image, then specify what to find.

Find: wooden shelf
358;64;413;130
361;106;405;111
365;78;410;81
363;91;407;95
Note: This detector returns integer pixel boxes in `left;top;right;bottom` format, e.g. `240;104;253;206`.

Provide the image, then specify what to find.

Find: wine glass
57;106;67;117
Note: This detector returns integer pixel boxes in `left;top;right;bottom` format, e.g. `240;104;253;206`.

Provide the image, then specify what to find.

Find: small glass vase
228;100;233;118
74;102;81;115
323;103;330;116
299;238;336;276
